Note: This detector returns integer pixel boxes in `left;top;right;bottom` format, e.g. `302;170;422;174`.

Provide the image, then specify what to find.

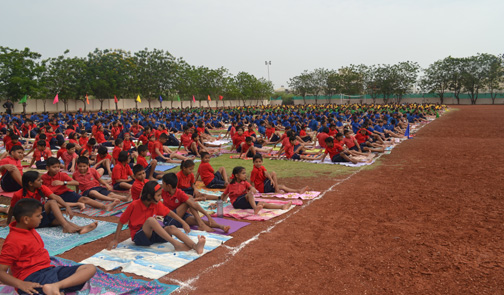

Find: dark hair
11;134;19;140
140;180;162;202
114;138;123;146
132;164;145;175
230;166;245;184
77;156;89;165
39;134;47;140
162;172;178;188
252;154;263;161
87;138;96;145
325;137;334;143
21;171;45;199
180;159;194;169
159;133;169;140
10;145;23;153
13;198;43;223
335;133;343;138
343;129;351;135
245;136;252;143
66;143;76;150
200;151;209;159
46;157;60;167
137;145;148;153
118;151;129;163
97;145;108;155
289;136;296;142
191;132;199;140
58;139;66;146
37;140;46;147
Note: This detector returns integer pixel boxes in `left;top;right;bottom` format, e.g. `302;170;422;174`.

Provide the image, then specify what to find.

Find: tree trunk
160;100;163;108
43;99;47;112
22;103;26;113
148;99;151;109
100;99;104;111
115;102;118;112
135;101;138;109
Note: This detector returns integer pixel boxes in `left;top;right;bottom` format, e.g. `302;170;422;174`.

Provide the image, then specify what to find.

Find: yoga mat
0;188;14;198
0;257;178;295
81;230;232;279
154;163;178;171
0;216;126;256
190;216;250;235
70;200;132;217
218;202;297;221
255;191;321;200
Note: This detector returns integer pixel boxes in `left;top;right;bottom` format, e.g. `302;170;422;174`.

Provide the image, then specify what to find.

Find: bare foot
173;240;191;251
42;283;61;295
194;235;206;254
105;199;121;211
77;202;86;211
116;194;130;202
299;186;309;194
62;224;80;234
282;201;292;210
253;204;263;215
221;225;230;233
79;221;98;234
198;224;214;232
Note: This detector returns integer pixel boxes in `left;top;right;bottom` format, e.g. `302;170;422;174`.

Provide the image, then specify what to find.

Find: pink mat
255;191;321;200
215;199;302;221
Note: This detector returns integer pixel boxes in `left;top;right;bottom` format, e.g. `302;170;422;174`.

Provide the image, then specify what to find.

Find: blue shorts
0;172;22;192
35;160;47;170
291;154;301;160
232;194;258;210
20;265;85;295
113;180;134;191
207;171;226;189
82;186;110;197
95;163;109;175
163;207;192;228
359;143;368;150
60;191;82;203
331;154;348;163
38;210;56;228
349;145;359;151
133;229;168;246
236;145;242;153
181;187;194;196
263;179;275;193
145;164;159;179
271;134;280;142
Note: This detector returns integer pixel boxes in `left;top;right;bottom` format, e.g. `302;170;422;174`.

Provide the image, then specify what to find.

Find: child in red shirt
112;151;134;190
112;138;123;165
196;152;229;189
176;160;216;200
79;130;89;147
61;143;78;172
108;181;206;253
29;140;53;170
0;199;96;295
251;154;308;194
136;145;161;180
222;166;291;214
0;145;24;192
162;173;229;233
130;165;149;201
95;145;113;176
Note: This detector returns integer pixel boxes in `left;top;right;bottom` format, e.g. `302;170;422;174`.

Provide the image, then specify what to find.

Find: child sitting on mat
111;151;134;191
61;143;78;173
162;173;229;233
251;154;309;194
130;164;149;201
0;199;96;295
196;152;229;189
221;166;291;215
0;145;24;192
29;140;53;170
5;171;98;234
176;160;216;200
108;181;206;253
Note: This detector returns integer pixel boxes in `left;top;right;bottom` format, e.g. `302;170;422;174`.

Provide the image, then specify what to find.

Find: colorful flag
192;95;196;102
208;95;211;101
159;95;163;102
86;94;90;105
219;95;223;100
114;95;118;103
176;95;180;102
53;94;59;104
19;94;27;104
136;95;141;103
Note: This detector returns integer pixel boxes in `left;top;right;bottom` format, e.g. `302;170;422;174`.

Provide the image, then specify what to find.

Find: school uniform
11;186;55;228
0;156;23;192
162;188;192;228
61;151;78;171
72;167;110;197
112;162;134;190
130;179;148;201
325;144;346;162
198;162;225;188
224;181;257;210
119;199;171;246
176;170;195;196
250;165;274;193
42;172;82;203
33;148;52;170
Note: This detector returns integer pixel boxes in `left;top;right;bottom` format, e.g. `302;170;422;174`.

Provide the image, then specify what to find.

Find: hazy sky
1;0;503;89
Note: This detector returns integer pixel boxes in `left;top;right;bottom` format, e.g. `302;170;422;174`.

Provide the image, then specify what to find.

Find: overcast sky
1;0;502;89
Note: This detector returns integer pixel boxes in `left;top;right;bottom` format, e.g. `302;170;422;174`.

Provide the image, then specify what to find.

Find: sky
1;0;503;89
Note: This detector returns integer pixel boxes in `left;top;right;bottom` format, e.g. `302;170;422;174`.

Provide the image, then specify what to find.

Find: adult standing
2;99;13;115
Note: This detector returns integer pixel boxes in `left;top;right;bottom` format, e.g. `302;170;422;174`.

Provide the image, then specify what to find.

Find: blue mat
0;257;178;295
154;163;178;171
0;216;126;256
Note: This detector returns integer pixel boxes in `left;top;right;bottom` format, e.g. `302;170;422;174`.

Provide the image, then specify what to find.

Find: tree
0;47;44;112
355;64;380;104
310;68;332;104
327;66;364;96
391;61;420;103
374;64;396;104
485;54;504;104
421;59;452;104
288;71;315;104
446;57;465;104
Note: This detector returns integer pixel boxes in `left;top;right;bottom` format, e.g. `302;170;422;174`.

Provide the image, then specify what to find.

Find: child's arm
194;171;200;182
108;222;124;250
4;206;13;226
0;265;42;294
29;156;36;167
48;193;74;219
69;157;77;172
247;186;258;194
165;210;191;233
221;192;229;203
98;176;113;190
155;147;169;161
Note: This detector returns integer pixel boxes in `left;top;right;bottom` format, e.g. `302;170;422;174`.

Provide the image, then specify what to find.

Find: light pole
265;61;271;81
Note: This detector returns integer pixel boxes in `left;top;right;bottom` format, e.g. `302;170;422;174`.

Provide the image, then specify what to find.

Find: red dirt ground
2;105;504;294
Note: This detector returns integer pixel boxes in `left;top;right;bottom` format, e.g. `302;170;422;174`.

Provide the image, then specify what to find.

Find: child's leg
269;171;281;193
244;191;262;214
119;182;133;190
88;190;117;202
142;217;205;254
104;159;112;175
169;152;188;161
96;167;105;176
9;169;22;186
185;207;213;232
165;224;206;254
79;196;120;211
45;201;98;234
148;159;157;180
42;264;96;295
107;191;130;202
260;200;292;211
218;167;229;184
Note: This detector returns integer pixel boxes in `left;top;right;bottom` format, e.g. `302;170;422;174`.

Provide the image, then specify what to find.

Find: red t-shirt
5;141;22;152
61;151;78;168
266;127;275;139
111;127;121;139
123;139;135;151
96;153;112;165
72;167;101;192
112;162;133;184
232;134;245;150
240;142;253;154
136;156;149;168
130;179;148;201
317;133;329;148
120;199;171;239
11;185;53;207
180;133;192;148
176;170;195;189
250;165;267;193
328;128;338;137
325;143;344;159
342;136;356;149
0;222;52;281
95;131;106;144
0;156;23;176
197;162;215;186
355;132;369;144
153;141;164;157
131;125;143;135
147;141;155;156
112;146;122;162
196;127;205;136
162;188;189;210
223;181;251;204
79;136;89;147
41;172;72;195
299;130;307;137
33;148;52;161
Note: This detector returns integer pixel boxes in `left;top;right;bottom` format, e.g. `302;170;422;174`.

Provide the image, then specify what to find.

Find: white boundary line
168;157;380;293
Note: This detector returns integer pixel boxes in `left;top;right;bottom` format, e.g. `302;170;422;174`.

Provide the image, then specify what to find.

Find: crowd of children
0;103;441;293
